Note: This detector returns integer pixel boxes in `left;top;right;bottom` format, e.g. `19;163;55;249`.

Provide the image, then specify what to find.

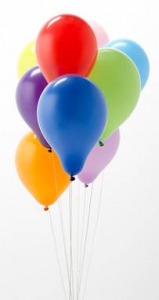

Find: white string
69;182;74;300
48;209;68;300
76;182;80;299
51;152;70;293
82;172;105;300
77;185;87;297
77;183;94;299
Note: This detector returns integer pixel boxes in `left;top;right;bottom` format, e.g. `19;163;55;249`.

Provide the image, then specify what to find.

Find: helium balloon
106;39;149;89
36;14;98;82
87;20;109;48
15;132;70;208
17;41;37;78
88;49;141;140
78;130;120;184
16;66;49;148
37;75;107;175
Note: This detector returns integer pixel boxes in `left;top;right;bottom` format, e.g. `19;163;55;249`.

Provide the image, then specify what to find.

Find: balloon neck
70;175;76;182
85;184;89;188
44;206;49;211
99;140;104;147
48;147;52;153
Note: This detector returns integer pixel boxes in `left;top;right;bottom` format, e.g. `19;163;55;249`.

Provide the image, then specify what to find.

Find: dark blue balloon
37;75;107;175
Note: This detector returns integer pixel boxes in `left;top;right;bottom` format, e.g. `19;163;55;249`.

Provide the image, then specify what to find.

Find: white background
0;0;159;299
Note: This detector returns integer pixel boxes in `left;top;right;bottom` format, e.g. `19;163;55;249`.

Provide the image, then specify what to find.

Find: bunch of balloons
15;14;149;207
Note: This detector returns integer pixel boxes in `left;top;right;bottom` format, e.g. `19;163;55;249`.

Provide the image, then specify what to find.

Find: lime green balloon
88;49;141;140
17;40;37;78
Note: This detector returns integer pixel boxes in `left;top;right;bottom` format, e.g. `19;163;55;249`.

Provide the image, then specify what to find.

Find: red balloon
36;15;98;82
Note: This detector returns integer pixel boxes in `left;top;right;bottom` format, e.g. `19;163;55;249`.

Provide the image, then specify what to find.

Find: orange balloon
15;132;70;207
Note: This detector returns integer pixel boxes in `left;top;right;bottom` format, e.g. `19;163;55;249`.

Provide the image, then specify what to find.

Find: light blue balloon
37;75;107;175
106;39;149;89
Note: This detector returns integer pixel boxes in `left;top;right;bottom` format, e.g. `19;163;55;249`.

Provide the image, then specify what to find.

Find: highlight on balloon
15;13;149;299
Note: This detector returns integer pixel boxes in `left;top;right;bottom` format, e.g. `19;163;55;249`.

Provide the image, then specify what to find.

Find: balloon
16;66;49;148
36;14;98;82
78;130;120;184
17;41;37;78
15;132;70;208
87;20;109;48
88;49;141;141
37;75;107;175
106;39;149;89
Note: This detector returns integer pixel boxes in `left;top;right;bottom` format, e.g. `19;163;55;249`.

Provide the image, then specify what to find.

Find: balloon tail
99;140;104;147
70;175;76;182
44;206;49;211
48;147;52;153
84;184;89;188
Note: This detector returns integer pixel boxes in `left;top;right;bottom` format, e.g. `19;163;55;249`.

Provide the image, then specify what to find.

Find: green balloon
88;48;141;140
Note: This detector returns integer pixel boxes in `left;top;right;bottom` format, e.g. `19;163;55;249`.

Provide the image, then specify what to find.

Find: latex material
89;49;141;140
17;41;37;78
16;67;49;148
88;20;109;47
37;75;107;175
15;132;70;207
36;14;97;82
106;39;149;89
78;130;120;184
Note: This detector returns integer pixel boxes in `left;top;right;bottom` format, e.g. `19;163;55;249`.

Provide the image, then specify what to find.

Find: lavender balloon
78;130;120;184
16;66;49;147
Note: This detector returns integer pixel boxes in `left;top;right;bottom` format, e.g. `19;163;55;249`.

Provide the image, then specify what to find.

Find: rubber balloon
37;75;107;175
87;20;109;48
88;49;141;140
36;14;97;82
17;41;37;78
78;130;120;184
15;132;70;208
16;67;49;148
106;39;149;89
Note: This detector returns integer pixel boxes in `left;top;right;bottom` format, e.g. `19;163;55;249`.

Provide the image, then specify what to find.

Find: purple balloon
16;66;49;147
78;130;120;184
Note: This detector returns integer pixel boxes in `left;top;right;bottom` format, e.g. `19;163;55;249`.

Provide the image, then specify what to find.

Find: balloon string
69;182;74;300
77;183;94;299
76;182;80;299
77;185;87;292
51;154;70;295
82;172;105;300
48;209;68;300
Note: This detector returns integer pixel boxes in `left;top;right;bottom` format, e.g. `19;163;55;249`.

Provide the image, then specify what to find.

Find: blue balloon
37;75;107;175
106;39;149;89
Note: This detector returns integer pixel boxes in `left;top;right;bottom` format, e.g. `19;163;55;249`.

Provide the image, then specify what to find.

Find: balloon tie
99;140;104;147
84;184;89;188
48;147;52;153
70;175;75;182
44;206;49;211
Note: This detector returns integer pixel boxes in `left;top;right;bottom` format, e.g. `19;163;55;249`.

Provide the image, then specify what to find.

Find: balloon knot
48;148;52;153
85;184;89;188
70;175;75;182
99;140;104;147
44;206;49;211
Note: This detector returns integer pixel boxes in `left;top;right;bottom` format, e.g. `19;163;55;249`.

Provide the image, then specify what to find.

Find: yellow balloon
17;41;37;78
15;132;70;208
